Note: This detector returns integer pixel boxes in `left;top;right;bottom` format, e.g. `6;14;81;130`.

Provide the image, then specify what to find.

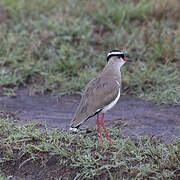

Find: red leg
100;113;112;143
97;114;103;145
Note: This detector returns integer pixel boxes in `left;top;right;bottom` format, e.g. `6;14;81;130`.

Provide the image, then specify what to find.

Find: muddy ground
0;94;179;142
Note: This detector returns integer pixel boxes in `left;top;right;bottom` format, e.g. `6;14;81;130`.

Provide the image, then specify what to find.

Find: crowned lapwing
70;50;132;145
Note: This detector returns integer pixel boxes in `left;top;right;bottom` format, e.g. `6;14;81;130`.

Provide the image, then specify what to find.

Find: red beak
124;57;132;62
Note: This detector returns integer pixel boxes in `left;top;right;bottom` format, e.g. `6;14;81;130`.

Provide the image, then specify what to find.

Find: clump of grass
0;118;180;179
0;171;12;180
93;0;152;29
0;0;57;21
0;11;95;94
0;0;179;105
123;60;180;104
152;0;180;21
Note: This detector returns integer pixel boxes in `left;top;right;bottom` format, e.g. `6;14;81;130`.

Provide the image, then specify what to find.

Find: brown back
70;75;120;127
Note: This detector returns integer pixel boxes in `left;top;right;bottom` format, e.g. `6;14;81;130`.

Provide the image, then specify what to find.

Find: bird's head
107;50;132;66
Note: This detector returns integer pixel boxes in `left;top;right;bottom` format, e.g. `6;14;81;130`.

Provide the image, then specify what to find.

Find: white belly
102;88;120;113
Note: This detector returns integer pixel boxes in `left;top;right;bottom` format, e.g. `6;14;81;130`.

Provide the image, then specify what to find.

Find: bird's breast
101;87;120;113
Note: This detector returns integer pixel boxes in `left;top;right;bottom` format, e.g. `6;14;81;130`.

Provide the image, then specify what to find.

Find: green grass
93;0;152;29
0;0;180;104
0;117;180;179
0;1;179;179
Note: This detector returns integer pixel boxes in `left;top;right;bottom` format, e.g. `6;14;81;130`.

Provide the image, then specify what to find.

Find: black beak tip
124;56;132;62
127;58;132;62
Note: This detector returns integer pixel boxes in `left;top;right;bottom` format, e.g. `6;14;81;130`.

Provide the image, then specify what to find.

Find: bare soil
0;94;179;140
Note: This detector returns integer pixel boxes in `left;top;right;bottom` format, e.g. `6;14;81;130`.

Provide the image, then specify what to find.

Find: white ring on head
107;51;124;57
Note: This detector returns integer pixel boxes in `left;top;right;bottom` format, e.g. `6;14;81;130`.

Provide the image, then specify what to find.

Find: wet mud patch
0;94;179;141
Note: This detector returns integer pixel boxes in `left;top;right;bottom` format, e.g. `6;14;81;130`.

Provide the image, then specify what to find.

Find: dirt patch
0;94;179;141
1;153;76;180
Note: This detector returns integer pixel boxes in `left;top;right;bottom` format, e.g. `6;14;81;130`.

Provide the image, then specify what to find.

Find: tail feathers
69;124;81;132
70;109;102;131
69;127;78;132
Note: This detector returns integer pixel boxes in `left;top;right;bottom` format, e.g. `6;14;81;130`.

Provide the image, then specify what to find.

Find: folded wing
70;77;120;128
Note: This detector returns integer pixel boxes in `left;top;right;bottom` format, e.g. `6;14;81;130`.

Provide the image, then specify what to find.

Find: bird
70;50;132;145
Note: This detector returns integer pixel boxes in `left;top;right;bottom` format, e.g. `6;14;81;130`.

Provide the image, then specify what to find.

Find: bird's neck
101;60;122;81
